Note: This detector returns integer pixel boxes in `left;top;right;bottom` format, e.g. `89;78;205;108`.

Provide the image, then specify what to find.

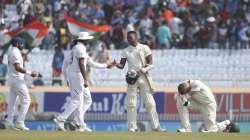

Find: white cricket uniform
175;80;228;132
121;43;161;130
6;47;31;125
62;51;107;128
57;42;87;126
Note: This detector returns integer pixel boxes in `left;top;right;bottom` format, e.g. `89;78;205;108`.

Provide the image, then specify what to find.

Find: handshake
27;71;42;78
106;60;117;69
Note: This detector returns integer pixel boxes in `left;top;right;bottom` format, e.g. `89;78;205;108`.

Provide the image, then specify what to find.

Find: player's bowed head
178;80;192;95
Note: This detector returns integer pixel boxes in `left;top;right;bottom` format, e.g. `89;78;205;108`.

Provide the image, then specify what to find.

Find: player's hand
30;71;39;77
107;60;116;69
84;80;89;88
137;69;143;76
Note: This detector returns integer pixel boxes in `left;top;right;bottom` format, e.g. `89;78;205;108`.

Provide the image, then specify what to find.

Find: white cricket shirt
7;47;24;79
68;42;88;74
121;43;151;71
189;80;216;105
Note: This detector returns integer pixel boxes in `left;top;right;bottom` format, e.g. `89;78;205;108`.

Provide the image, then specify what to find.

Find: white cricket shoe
75;127;85;132
15;122;30;131
53;118;65;131
128;128;138;132
75;126;92;132
153;127;166;132
177;128;192;132
84;126;93;132
4;121;14;130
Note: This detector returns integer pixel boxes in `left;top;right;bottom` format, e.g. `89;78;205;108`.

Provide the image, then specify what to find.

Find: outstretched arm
87;57;108;69
14;63;39;77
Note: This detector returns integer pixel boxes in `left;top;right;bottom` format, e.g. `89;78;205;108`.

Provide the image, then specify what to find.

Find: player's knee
145;101;155;110
144;94;156;109
71;99;81;106
175;94;185;108
126;96;136;108
85;98;92;106
22;96;31;105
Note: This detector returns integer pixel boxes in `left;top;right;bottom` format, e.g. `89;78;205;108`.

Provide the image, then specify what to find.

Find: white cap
206;16;216;22
77;32;94;40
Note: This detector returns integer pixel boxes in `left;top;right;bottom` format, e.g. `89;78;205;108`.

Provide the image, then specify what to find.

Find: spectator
17;0;33;19
217;22;229;49
156;20;172;49
0;55;7;85
238;25;250;49
52;46;64;86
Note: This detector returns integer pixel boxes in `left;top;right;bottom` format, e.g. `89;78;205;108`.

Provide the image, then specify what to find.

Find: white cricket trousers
7;78;31;124
126;75;160;130
176;94;218;132
57;73;84;125
72;87;92;127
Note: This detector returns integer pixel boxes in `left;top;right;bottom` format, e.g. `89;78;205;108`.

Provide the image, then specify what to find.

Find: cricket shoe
4;121;14;130
153;127;167;132
83;126;93;132
177;128;192;132
53;117;66;131
75;125;93;132
14;122;30;131
128;128;138;132
75;127;85;132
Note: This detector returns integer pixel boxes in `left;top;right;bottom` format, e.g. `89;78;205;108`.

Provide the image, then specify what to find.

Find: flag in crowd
64;14;110;36
0;19;48;52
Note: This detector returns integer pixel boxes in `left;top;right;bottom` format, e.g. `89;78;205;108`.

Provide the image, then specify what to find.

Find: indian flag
64;14;110;36
1;20;48;50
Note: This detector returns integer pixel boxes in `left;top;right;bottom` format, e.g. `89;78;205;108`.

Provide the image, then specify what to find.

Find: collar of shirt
128;43;140;50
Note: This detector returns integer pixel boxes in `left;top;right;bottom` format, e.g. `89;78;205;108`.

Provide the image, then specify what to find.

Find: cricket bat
138;49;155;93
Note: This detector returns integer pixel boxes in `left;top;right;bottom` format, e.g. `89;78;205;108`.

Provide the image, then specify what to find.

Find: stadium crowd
0;0;250;50
0;0;250;86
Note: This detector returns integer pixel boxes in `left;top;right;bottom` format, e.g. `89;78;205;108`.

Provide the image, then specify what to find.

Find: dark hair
178;83;186;95
11;37;25;47
178;81;191;95
70;39;78;49
127;30;137;35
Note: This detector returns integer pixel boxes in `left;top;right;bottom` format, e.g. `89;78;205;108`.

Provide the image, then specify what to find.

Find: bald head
178;81;191;95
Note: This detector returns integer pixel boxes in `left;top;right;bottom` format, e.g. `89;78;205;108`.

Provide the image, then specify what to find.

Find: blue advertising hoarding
44;92;165;114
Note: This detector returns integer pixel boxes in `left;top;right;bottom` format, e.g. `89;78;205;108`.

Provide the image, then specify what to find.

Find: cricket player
115;31;164;132
53;32;92;131
62;49;115;132
176;80;240;132
6;37;40;131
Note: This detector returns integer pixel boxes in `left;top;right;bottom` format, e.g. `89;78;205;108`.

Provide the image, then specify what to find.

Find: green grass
0;130;249;140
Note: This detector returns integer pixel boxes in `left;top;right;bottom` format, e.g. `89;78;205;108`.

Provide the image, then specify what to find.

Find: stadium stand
1;49;247;88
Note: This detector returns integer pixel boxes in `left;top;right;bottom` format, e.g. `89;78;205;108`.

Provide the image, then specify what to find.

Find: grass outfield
0;131;249;140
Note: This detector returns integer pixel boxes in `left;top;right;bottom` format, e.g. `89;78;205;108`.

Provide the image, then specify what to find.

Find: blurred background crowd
0;0;250;86
1;0;250;50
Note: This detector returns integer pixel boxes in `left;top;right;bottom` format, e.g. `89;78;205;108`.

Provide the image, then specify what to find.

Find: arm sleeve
191;84;201;92
10;51;21;64
121;50;127;59
62;58;70;82
144;45;152;57
87;57;107;69
141;45;153;73
75;46;87;59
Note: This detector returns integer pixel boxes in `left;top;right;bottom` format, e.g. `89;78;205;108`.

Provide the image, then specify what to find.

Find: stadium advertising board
0;92;44;115
166;93;250;115
44;92;165;114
